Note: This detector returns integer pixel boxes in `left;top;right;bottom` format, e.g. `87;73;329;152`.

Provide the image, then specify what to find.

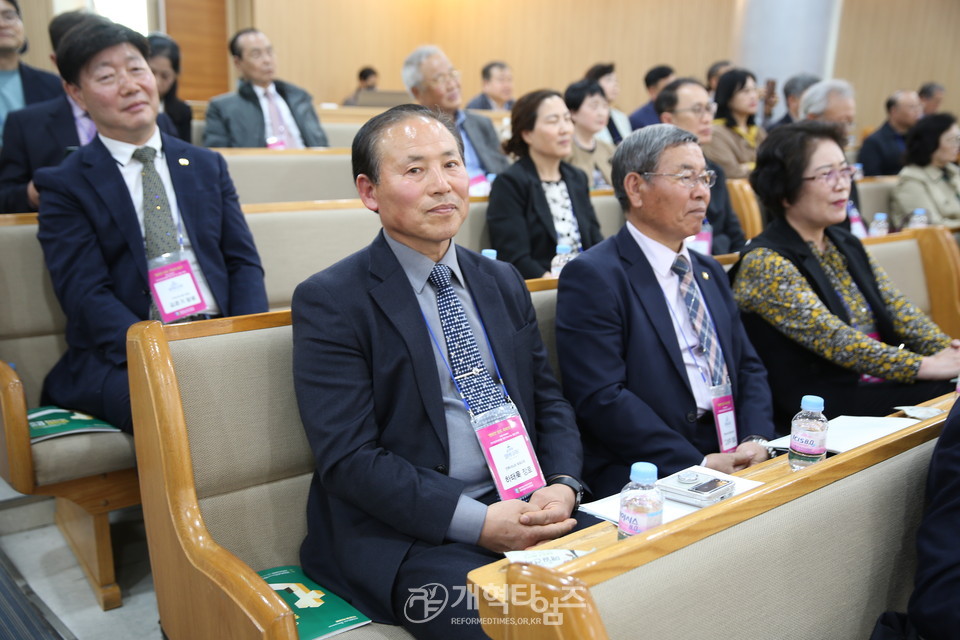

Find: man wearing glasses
402;46;509;195
556;124;775;496
656;77;746;254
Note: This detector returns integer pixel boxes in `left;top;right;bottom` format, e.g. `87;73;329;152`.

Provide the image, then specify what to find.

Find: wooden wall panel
247;0;738;111
253;0;433;105
166;0;230;100
19;0;57;73
834;0;960;131
432;0;739;117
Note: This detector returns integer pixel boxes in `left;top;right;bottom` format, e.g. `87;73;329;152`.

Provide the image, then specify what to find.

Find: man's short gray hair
402;45;444;97
612;124;699;212
783;73;820;100
799;79;854;119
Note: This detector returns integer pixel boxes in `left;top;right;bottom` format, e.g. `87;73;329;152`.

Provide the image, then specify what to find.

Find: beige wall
835;0;960;130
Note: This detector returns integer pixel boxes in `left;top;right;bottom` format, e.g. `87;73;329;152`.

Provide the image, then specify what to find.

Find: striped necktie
671;255;728;386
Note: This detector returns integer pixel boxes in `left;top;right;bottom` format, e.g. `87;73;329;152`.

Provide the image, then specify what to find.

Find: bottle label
790;428;826;456
618;509;663;536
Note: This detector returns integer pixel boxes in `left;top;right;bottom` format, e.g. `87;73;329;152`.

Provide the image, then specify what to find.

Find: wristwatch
547;475;583;514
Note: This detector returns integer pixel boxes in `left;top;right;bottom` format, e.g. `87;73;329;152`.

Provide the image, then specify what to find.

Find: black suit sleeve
0;110;35;213
488;168;550;278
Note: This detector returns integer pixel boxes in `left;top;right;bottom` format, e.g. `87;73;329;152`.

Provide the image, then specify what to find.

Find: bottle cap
874;213;888;221
556;244;572;254
800;395;825;412
913;208;927;216
481;249;498;260
629;461;658;484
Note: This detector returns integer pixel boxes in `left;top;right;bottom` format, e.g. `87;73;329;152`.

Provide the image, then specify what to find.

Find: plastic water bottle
618;462;663;539
481;249;498;260
550;244;574;277
868;213;889;237
847;201;868;239
789;395;829;471
907;208;929;229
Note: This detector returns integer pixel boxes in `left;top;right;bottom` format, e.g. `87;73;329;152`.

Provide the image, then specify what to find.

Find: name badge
710;382;738;453
266;136;287;150
148;251;206;323
471;402;545;501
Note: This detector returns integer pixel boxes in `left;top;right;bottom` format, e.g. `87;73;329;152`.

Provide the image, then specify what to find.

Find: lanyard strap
421;297;511;416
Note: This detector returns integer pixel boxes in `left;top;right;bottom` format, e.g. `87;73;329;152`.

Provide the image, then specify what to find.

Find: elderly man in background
767;73;820;131
858;90;923;176
403;45;509;195
466;61;514;111
204;28;327;148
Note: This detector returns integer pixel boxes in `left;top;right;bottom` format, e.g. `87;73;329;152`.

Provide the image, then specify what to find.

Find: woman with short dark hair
701;68;766;179
488;90;603;278
892;113;960;226
731;121;959;425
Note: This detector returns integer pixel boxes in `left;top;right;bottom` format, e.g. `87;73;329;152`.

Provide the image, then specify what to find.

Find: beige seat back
455;199;490;253
591;192;623;238
220;150;356;203
324;122;363;147
857;177;897;224
864;232;930;314
243;205;383;309
528;279;560;383
0;219;66;407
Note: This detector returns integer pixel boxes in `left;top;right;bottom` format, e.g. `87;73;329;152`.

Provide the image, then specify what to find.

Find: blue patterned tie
429;264;505;415
671;255;728;386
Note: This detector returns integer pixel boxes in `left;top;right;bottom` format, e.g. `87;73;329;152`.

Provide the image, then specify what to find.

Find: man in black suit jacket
403;46;510;193
35;19;266;432
293;105;587;639
0;0;62;137
858;90;923;176
556;125;774;495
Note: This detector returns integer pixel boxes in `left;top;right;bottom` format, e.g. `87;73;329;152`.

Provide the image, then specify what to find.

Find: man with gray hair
768;72;820;131
402;45;509;193
919;82;945;116
556;124;775;496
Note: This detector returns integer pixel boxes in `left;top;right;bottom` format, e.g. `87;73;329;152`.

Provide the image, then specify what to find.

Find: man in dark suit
909;400;960;639
656;77;746;254
35;19;267;432
0;0;62;137
203;29;327;149
403;46;510;195
556;124;775;496
0;11;180;212
858;90;923;177
293;104;587;639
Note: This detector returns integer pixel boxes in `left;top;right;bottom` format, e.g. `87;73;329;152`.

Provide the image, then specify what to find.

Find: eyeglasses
427;69;461;87
802;166;856;185
642;170;717;189
672;102;717;118
0;9;20;23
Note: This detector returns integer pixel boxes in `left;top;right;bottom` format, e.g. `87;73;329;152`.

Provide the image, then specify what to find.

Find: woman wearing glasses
488;89;603;278
701;68;766;179
732;121;960;424
891;113;960;227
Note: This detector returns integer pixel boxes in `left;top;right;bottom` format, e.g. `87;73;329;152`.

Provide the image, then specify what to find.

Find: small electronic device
656;468;735;507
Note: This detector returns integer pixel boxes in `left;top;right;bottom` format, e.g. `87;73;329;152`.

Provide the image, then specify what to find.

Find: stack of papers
579;466;763;525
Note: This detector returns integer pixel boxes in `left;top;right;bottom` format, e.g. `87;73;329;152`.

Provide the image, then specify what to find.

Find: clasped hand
477;484;577;553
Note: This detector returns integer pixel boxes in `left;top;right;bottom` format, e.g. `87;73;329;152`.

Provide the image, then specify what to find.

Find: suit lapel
163;136;199;243
368;234;450;452
48;97;81;151
520;157;557;240
81;138;147;282
615;227;690;387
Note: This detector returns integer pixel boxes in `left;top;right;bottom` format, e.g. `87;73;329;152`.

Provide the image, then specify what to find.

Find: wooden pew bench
468;394;955;639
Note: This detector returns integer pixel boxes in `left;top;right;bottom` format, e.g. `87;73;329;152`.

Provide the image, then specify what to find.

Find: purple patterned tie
671;255;728;386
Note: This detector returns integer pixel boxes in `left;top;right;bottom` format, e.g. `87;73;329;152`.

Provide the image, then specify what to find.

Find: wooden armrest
0;359;35;493
128;320;297;639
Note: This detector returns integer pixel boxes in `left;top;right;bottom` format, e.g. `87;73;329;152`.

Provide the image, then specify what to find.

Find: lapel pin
178;158;189;166
702;271;710;280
